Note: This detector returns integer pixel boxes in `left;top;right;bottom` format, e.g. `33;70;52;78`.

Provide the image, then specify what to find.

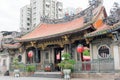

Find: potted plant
26;65;35;76
58;53;76;79
44;65;51;72
12;57;20;77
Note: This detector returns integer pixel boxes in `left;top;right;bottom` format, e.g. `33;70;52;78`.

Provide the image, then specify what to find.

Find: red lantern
28;51;33;58
77;44;84;53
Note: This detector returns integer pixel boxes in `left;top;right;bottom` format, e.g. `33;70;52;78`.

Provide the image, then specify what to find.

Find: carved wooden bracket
85;38;93;44
19;47;22;53
62;35;70;41
107;34;114;40
30;41;36;47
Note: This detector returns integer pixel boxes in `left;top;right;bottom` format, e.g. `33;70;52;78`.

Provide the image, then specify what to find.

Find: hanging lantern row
76;44;84;53
28;51;33;58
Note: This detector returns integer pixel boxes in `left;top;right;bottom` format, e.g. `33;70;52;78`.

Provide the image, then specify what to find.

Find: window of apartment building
58;8;62;11
27;23;30;26
27;28;30;30
46;4;50;8
27;8;30;11
33;7;36;9
46;2;50;8
33;24;36;27
33;12;36;15
27;13;30;15
27;18;30;20
33;1;36;4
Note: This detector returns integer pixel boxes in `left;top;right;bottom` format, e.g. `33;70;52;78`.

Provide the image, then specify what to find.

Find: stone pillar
40;51;44;64
7;54;10;71
113;45;120;70
22;51;26;64
35;48;39;63
51;48;54;64
90;43;93;60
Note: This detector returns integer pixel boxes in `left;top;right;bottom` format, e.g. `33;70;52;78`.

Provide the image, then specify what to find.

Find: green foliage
12;57;25;70
62;53;71;59
83;50;90;56
12;57;20;69
26;65;35;72
58;53;76;70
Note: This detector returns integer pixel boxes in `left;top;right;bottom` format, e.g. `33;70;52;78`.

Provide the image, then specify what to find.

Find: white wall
92;44;98;59
0;54;10;73
113;45;120;69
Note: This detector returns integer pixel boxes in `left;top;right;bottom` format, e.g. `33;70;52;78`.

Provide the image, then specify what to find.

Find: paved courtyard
0;76;115;80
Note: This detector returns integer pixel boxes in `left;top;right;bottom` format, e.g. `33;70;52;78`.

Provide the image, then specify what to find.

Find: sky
0;0;120;32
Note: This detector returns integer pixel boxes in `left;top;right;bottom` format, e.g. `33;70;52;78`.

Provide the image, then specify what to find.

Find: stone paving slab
0;76;115;80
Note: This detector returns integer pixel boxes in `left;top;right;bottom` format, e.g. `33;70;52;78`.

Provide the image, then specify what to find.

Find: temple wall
91;38;113;59
90;37;120;70
90;38;115;71
91;45;98;59
0;51;10;73
113;45;120;70
22;51;26;64
112;34;120;70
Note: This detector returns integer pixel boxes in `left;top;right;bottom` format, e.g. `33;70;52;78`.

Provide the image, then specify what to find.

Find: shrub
83;50;90;56
26;65;35;72
58;53;76;70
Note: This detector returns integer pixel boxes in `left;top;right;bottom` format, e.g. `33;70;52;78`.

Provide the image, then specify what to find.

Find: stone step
32;72;62;78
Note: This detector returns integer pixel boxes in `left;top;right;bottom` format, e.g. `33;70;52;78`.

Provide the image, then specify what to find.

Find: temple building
0;31;21;73
1;0;120;75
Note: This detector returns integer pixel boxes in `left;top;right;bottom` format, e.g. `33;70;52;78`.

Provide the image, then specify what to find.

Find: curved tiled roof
18;17;84;41
3;43;21;49
17;6;104;42
84;22;120;38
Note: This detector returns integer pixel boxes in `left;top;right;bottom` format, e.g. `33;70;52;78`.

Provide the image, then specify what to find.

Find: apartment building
20;5;31;33
31;0;63;28
20;0;63;33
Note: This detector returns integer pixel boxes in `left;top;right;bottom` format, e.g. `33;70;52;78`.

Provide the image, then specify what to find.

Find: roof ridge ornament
40;0;103;24
103;2;120;26
89;0;103;7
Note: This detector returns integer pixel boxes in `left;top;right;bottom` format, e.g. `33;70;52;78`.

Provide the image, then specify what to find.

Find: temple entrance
54;48;63;71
